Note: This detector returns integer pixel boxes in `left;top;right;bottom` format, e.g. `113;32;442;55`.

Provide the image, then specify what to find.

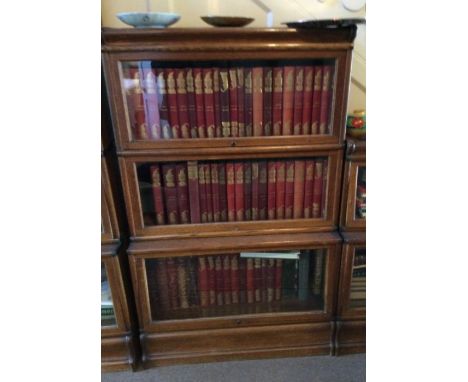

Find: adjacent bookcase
102;27;358;368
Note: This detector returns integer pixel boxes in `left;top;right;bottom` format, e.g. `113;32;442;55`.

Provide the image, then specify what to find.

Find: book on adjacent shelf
292;66;304;135
272;67;283;136
263;67;273;136
162;164;179;224
282;66;295;135
193;68;207;138
150;165;166;225
252;67;264;136
202;68;216;138
311;66;322;135
166;68;181;139
175;164;190;224
175;68;191;138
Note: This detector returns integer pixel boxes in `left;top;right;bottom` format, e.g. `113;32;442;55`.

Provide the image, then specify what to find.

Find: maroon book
213;67;222;137
219;68;231;137
230;255;240;304
223;255;232;305
215;256;224;305
293;160;305;219
246;258;255;303
284;160;295;219
226;162;236;222
128;67;148;140
292;66;304;135
210;163;221;222
185;68;198;138
267;258;275;302
175;68;191;139
187;161;200;223
165;258;179;309
156;70;172;139
251;162;259;220
321;159;328;217
155;259;170;311
207;256;216;305
175;163;190;224
254;258;262;302
234;162;245;221
237;68;246;137
275;161;286;219
228;68;239;137
312;160;324;218
203;164;213;223
258;161;268;220
239;257;247;304
150;165;165;225
272;67;283;136
267;161;277;220
282;66;295;136
319;65;333;135
165;68;181;139
244;67;253;137
198;163;208;223
243;161;252;221
162;164;179;224
176;258;189;309
252;67;263;136
193;68;207;138
202;68;216;138
198;257;209;307
218;162;228;221
311;66;322;135
303;160;315;218
301;66;314;135
139;64;162;140
263;67;273;136
261;259;268;302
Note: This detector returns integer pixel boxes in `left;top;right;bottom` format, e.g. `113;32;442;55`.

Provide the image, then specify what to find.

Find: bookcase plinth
334;320;365;356
101;333;138;372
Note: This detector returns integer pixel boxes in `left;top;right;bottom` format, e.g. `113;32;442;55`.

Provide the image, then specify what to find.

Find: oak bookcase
101;26;364;369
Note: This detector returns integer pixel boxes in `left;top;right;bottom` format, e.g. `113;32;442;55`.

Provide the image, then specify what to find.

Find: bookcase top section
101;27;357;53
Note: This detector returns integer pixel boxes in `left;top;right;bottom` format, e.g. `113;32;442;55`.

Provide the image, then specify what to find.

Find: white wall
101;0;365;112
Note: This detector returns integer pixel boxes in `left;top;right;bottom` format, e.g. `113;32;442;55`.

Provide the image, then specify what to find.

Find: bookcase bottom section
140;322;333;367
335;320;365;355
102;334;137;372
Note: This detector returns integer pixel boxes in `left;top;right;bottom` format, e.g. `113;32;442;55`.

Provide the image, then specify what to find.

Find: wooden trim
340;160;366;231
101;156;120;244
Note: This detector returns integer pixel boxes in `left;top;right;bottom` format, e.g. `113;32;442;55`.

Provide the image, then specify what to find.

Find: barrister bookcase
102;26;359;368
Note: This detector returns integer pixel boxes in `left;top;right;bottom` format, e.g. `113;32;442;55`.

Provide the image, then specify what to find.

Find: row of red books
123;62;334;140
147;158;328;225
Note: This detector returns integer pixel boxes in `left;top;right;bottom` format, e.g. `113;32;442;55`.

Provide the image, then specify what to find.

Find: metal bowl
117;12;180;28
201;16;254;27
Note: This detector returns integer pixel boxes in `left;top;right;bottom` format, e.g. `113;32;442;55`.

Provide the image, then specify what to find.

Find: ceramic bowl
201;16;254;27
117;12;180;28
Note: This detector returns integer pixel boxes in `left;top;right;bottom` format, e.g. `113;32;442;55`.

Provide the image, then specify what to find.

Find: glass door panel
355;166;366;220
101;263;116;327
349;248;366;309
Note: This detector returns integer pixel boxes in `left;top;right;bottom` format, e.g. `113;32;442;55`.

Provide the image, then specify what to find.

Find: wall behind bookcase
101;0;365;112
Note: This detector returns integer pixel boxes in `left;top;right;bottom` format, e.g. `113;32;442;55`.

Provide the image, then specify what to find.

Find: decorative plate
283;18;365;29
201;16;254;27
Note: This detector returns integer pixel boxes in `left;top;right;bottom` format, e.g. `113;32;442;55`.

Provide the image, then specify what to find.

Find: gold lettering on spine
167;72;176;95
186;70;194;92
285;70;294;91
220;71;229;93
176;72;186;94
203;72;213;94
245;71;252;94
194;72;203;94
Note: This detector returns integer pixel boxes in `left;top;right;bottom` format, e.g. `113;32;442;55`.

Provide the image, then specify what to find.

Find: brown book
165;68;181;139
207;256;217;305
193;68;207;138
284;160;295;219
263;67;273;136
175;164;190;224
210;163;221;222
234;162;244;221
252;67;263;136
203;164;213;223
198;163;208;223
267;258;275;302
275;161;286;219
244;68;253;137
156;70;172;139
223;255;232;305
212;67;222;137
243;161;252;221
237;68;246;137
176;258;189;309
312;250;324;295
311;66;322;134
301;66;314;135
219;68;231;137
292;66;304;135
202;68;216;138
187;161;201;223
251;162;259;220
162;164;179;224
218;163;228;221
267;161;277;220
272;67;283;136
228;68;239;137
312;160;324;218
282;66;295;135
230;255;240;304
261;259;268;302
215;255;224;305
254;258;262;302
165;258;179;309
274;259;283;301
303;160;315;218
185;68;199;138
198;256;209;307
239;257;247;304
150;165;165;225
186;258;199;307
319;65;333;135
293;160;305;219
175;68;191;138
258;161;268;220
226;162;236;222
246;258;255;303
155;259;170;311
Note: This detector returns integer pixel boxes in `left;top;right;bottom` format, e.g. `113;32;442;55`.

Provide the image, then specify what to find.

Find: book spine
207;256;217;305
198;163;208;223
215;255;224;305
210;163;221;222
246;258;255;303
226;162;236;222
155;259;170;311
141;64;162;139
193;68;207;138
293;160;305;219
267;258;275;302
186;258;199;307
282;66;295;136
284;160;295;219
122;66;138;140
298;251;310;301
272;67;283;136
263;67;273;136
198;256;209;307
303;160;315;219
203;164;213;223
223;255;232;305
301;66;314;135
311;66;322;135
267;161;277;220
274;259;283;301
252;67;263;136
244;68;253;137
129;68;148;140
234;162;244;221
162;164;179;224
176;258;189;309
261;259;268;302
218;163;228;221
237;68;245;137
202;68;216;138
166;258;179;309
254;258;262;302
219;68;231;137
292;66;304;135
185;68;199;138
319;65;332;135
251;162;259;220
312;250;324;295
321;159;328;217
187;161;200;223
212;67;223;137
165;68;181;139
175;163;190;224
239;257;247;304
150;165;165;225
175;68;191;138
231;255;240;304
275;161;286;219
243;161;252;221
156;70;172;139
258;161;268;220
228;68;239;137
312;160;324;218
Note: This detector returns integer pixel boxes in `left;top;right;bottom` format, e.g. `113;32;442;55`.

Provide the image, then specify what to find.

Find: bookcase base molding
101;333;138;372
334;320;365;355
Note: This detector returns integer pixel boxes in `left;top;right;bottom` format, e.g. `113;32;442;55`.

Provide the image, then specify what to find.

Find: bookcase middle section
119;150;342;239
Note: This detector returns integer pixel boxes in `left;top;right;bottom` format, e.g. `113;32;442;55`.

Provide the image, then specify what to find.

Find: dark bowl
201;16;254;27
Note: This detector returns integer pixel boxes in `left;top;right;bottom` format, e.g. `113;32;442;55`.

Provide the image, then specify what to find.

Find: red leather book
230;255;240;304
312;160;324;218
301;66;314;135
275;161;286;219
239;257;247;304
215;255;224;305
187;161;200;223
218;163;228;221
251;162;259;220
175;68;191;139
212;67;222;137
237;68;246;137
207;256;217;305
267;258;275;302
202;68;216;138
321;159;328;217
252;67;263;136
246;258;255;303
258;161;268;220
165;258;179;309
243;161;252;221
293;66;304;135
226;162;236;222
162;164;179;224
198;256;209;307
254;258;262;302
129;68;148;140
139;64;162;140
311;66;322;135
263;67;273;136
267;161;277;220
293;160;305;219
176;258;189;309
185;68;198;138
219;69;231;137
272;67;283;136
274;259;283;301
223;255;232;305
193;68;207;138
155;259;170;311
210;163;221;222
234;162;245;221
319;65;333;135
284;160;295;219
282;66;295;136
303;159;315;219
175;164;190;224
165;68;181;139
150;165;165;225
156;70;173;139
203;164;213;223
228;69;239;137
198;163;208;223
244;68;253;137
